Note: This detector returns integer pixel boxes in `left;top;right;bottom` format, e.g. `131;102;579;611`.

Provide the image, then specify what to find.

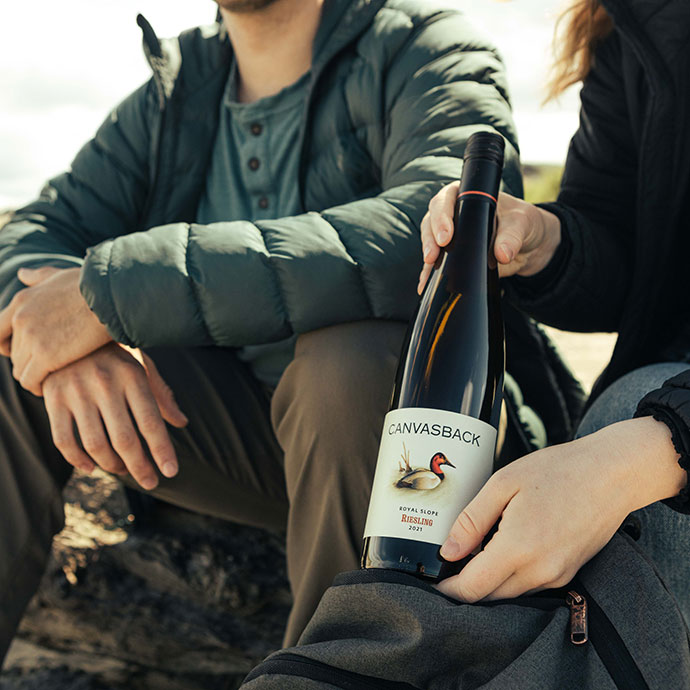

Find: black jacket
506;0;690;508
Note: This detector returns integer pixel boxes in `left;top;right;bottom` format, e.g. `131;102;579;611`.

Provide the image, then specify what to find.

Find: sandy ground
543;328;617;394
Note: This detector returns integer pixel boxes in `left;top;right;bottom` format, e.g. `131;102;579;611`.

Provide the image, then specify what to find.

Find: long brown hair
547;0;614;100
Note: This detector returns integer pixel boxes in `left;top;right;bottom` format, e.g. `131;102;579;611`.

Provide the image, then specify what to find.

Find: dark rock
1;471;290;689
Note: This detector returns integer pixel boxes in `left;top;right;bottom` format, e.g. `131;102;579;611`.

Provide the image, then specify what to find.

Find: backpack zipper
572;581;650;690
335;570;650;689
566;590;588;645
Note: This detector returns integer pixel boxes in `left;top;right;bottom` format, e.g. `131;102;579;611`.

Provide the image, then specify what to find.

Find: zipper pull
566;590;588;645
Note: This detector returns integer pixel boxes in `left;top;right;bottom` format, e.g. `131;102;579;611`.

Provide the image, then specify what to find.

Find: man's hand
436;417;686;602
0;266;112;396
43;343;188;490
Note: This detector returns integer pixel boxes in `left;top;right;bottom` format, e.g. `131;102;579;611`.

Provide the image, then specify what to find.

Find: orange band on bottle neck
458;190;497;204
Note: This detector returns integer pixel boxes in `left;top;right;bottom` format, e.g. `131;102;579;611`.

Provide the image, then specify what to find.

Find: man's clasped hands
0;266;186;490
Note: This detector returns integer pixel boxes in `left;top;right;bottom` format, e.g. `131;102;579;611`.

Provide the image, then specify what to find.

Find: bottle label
363;408;496;545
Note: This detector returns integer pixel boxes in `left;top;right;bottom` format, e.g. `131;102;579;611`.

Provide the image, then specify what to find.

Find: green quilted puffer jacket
0;0;521;348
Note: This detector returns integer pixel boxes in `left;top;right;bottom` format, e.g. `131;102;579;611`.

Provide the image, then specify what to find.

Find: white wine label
363;408;496;545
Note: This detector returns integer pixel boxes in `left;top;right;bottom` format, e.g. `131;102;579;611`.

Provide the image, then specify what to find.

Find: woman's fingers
418;212;441;294
436;539;515;603
428;181;459;246
417;261;434;295
484;574;550;602
440;472;516;561
436;471;521;602
420;212;439;261
418;182;460;293
494;198;533;266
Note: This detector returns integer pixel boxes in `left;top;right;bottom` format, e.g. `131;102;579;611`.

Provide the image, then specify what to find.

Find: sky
0;1;580;211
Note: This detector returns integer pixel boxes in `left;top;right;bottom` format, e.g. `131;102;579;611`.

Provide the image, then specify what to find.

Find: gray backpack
242;532;690;689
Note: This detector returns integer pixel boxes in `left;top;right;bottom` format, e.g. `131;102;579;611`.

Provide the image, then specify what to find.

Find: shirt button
248;157;260;171
250;123;263;136
258;197;269;210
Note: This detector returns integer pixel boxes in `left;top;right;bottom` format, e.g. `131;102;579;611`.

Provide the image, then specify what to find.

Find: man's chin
216;0;282;13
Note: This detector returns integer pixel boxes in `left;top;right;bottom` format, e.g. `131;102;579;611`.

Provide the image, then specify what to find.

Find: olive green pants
0;320;406;661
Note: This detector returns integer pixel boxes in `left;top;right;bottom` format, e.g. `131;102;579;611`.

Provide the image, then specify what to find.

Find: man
0;0;520;660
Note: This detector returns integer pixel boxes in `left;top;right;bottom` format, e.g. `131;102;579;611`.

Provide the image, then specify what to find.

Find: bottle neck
458;157;502;202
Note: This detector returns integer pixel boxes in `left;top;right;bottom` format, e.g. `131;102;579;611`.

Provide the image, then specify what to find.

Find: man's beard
216;0;282;13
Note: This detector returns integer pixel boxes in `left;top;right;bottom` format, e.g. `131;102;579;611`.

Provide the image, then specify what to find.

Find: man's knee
272;320;406;439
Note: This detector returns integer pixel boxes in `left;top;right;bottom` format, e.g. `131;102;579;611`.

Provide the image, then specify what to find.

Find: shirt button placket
247;120;268;214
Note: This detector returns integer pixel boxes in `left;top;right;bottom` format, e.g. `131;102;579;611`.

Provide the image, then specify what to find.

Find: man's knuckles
10;288;30;310
110;429;138;453
136;412;165;436
118;360;147;386
53;432;79;455
81;433;109;457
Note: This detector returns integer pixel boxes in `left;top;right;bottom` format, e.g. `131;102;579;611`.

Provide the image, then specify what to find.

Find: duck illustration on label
395;444;456;490
364;408;495;545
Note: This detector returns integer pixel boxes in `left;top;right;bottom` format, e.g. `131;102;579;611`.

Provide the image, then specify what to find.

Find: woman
422;0;690;615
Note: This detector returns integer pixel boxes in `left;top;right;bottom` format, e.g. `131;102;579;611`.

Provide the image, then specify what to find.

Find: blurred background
0;0;578;212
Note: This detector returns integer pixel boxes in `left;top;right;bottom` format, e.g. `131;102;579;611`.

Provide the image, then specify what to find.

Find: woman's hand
418;183;563;294
436;417;686;602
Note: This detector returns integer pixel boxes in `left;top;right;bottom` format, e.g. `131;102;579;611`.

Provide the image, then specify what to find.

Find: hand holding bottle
436;417;686;602
418;183;563;294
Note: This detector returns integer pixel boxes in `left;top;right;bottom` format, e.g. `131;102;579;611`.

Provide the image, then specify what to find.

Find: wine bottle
361;131;505;581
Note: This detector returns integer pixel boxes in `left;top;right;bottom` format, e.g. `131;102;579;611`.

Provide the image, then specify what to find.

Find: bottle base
361;535;473;582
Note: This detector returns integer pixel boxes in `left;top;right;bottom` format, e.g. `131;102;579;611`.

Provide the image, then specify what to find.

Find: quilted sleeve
0;78;156;309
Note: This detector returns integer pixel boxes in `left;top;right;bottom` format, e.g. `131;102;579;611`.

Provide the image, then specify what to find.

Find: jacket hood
312;0;386;71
